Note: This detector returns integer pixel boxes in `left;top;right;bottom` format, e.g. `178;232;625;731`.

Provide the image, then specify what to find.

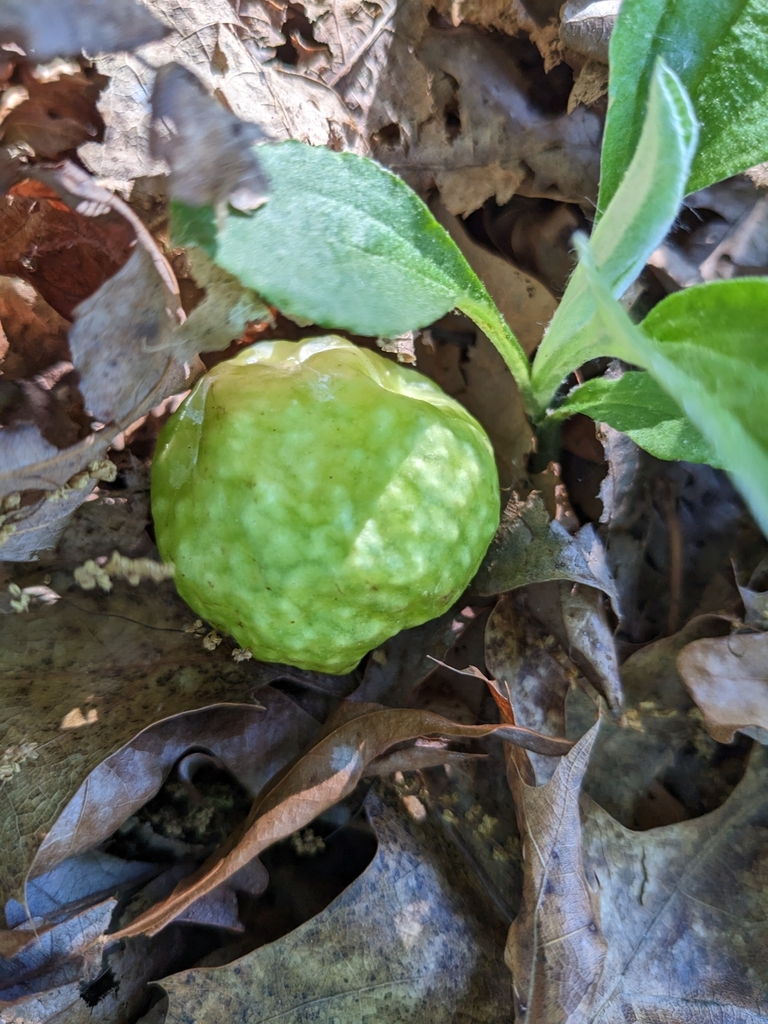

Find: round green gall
151;336;500;673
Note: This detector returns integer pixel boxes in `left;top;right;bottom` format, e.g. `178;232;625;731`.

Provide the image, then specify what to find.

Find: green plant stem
456;292;539;418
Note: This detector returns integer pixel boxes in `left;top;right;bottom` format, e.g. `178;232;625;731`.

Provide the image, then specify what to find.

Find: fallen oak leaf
580;744;768;1021
505;725;607;1023
113;701;574;939
161;783;513;1024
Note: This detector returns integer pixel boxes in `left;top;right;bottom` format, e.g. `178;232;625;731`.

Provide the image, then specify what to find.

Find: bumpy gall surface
151;336;500;673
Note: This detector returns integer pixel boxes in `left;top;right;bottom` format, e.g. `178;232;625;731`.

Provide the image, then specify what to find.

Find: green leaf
599;0;768;211
550;371;720;466
574;239;768;537
530;61;697;413
170;141;534;409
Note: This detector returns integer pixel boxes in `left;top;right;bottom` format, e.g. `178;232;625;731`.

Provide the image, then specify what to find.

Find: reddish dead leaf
114;701;574;940
0;180;135;320
0;275;69;381
0;69;105;160
677;631;768;743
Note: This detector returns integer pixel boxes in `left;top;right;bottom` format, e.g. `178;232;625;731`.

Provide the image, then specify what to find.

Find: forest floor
0;1;767;1022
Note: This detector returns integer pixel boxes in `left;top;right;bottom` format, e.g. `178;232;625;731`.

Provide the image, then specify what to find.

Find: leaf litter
0;0;767;1021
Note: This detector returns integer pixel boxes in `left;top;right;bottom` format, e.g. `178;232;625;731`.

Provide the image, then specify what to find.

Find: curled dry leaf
506;725;607;1023
0;579;327;922
677;631;768;744
0;68;105;162
473;491;620;616
0;900;115;1012
485;592;580;784
409;25;601;211
0;0;167;62
114;701;574;940
151;63;270;211
521;580;622;716
162;784;513;1024
735;555;768;630
560;0;619;63
68;247;181;424
0;455;116;562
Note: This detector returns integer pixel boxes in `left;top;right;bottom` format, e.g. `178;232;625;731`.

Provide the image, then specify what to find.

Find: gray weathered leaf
163;785;513;1023
473;492;620;617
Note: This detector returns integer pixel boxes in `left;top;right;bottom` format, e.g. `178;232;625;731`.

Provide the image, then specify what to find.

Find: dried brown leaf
506;725;606;1023
560;0;619;63
474;492;620;614
0;182;135;321
436;201;557;358
485;592;579;783
678;631;768;744
80;0;356;189
162;784;513;1023
404;25;600;210
0;276;69;381
522;580;622;714
583;614;733;826
68;246;180;424
580;746;768;1021
115;701;573;940
0;70;105;161
0;580;323;915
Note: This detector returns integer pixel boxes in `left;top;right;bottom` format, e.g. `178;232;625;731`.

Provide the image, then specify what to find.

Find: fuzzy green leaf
551;371;720;466
530;61;697;412
575;242;768;536
599;0;768;212
170;141;533;408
